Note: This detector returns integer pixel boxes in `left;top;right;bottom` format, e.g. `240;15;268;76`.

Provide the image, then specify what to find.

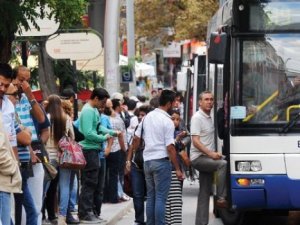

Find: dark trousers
42;171;59;221
78;150;100;217
103;150;120;203
93;157;106;216
119;150;126;192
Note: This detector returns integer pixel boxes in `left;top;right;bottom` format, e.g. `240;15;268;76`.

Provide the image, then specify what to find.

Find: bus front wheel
216;207;245;225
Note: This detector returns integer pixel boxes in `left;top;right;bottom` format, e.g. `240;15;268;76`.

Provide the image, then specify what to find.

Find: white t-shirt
127;111;139;145
135;108;174;161
190;109;215;161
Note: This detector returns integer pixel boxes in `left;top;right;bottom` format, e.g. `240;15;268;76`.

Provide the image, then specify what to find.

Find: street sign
46;32;102;60
76;53;104;72
121;69;133;83
16;5;60;37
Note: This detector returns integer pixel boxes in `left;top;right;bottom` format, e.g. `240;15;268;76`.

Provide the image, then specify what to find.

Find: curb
102;200;133;225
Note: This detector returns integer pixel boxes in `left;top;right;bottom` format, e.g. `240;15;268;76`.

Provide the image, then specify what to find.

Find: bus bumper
231;175;300;209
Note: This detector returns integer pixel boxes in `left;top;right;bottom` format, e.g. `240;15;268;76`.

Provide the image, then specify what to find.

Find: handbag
32;139;58;179
132;122;144;170
43;160;58;180
58;135;86;170
179;150;191;167
31;139;49;163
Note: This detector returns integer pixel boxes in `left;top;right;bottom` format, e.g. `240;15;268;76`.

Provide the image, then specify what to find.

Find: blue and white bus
206;0;300;224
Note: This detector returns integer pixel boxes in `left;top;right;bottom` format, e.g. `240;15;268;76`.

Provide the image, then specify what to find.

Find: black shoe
66;215;80;224
79;212;101;224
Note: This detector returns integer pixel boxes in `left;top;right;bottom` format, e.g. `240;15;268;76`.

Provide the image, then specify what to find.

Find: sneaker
96;216;107;223
66;215;80;224
80;212;101;224
93;212;107;223
50;219;58;225
119;194;131;201
42;219;52;225
216;198;228;208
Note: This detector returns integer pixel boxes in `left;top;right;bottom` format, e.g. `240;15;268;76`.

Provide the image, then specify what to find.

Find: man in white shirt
0;63;22;225
190;91;227;225
135;89;183;225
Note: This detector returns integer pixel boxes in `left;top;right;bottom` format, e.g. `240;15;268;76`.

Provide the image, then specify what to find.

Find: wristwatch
30;99;37;106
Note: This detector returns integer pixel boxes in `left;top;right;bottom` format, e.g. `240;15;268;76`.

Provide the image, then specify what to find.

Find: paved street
115;178;223;225
114;179;300;225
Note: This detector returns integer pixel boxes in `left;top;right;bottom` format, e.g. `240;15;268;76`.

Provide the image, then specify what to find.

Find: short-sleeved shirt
127;111;139;145
15;94;38;141
15;114;30;163
190;109;215;161
109;114;126;153
1;96;17;147
135;108;175;161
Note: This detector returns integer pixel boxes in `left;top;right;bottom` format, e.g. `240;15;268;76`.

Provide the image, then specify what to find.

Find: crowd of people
0;62;228;225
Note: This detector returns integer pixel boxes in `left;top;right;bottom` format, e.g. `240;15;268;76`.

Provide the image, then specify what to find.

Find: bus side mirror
208;32;228;64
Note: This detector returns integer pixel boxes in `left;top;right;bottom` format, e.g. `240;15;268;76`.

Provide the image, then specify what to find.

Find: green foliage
135;0;219;42
47;0;88;29
0;0;88;38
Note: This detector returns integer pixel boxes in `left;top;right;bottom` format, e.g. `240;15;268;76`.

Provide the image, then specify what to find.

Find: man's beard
167;106;174;115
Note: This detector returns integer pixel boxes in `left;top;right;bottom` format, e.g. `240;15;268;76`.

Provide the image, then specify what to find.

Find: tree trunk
0;34;14;63
38;41;58;99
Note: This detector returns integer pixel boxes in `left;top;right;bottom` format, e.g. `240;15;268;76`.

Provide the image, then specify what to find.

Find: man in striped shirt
13;66;46;225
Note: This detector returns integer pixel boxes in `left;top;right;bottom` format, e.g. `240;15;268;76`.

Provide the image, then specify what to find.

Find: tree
0;0;88;98
0;0;88;63
134;0;219;42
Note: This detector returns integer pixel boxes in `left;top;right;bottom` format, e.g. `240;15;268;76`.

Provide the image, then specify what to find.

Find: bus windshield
238;34;300;124
249;1;300;31
235;0;300;32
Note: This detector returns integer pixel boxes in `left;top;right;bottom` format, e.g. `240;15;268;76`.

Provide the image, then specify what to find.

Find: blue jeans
144;158;172;225
15;167;38;225
0;191;11;225
59;168;75;216
69;173;78;212
131;163;146;224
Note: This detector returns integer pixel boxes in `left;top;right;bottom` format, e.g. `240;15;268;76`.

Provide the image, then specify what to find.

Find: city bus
206;0;300;224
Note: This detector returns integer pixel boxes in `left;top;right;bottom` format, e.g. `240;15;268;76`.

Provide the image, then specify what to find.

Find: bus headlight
250;161;262;172
236;161;250;171
236;161;262;172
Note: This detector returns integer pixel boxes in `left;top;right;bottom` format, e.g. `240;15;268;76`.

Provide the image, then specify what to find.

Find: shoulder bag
58;118;86;170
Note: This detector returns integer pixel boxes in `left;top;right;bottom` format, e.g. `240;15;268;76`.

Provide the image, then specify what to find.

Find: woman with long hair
45;94;78;225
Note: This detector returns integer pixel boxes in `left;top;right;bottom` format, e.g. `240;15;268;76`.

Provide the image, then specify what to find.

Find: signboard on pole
120;67;133;83
163;42;181;58
46;32;102;60
76;54;104;71
16;5;60;37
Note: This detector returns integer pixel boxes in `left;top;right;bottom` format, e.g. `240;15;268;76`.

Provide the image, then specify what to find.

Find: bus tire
217;207;244;225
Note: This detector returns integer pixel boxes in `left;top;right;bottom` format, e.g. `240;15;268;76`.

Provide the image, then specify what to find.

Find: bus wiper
281;113;300;133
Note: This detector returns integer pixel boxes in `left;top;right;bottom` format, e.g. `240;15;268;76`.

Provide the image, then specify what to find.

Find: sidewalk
102;200;133;225
77;199;133;225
